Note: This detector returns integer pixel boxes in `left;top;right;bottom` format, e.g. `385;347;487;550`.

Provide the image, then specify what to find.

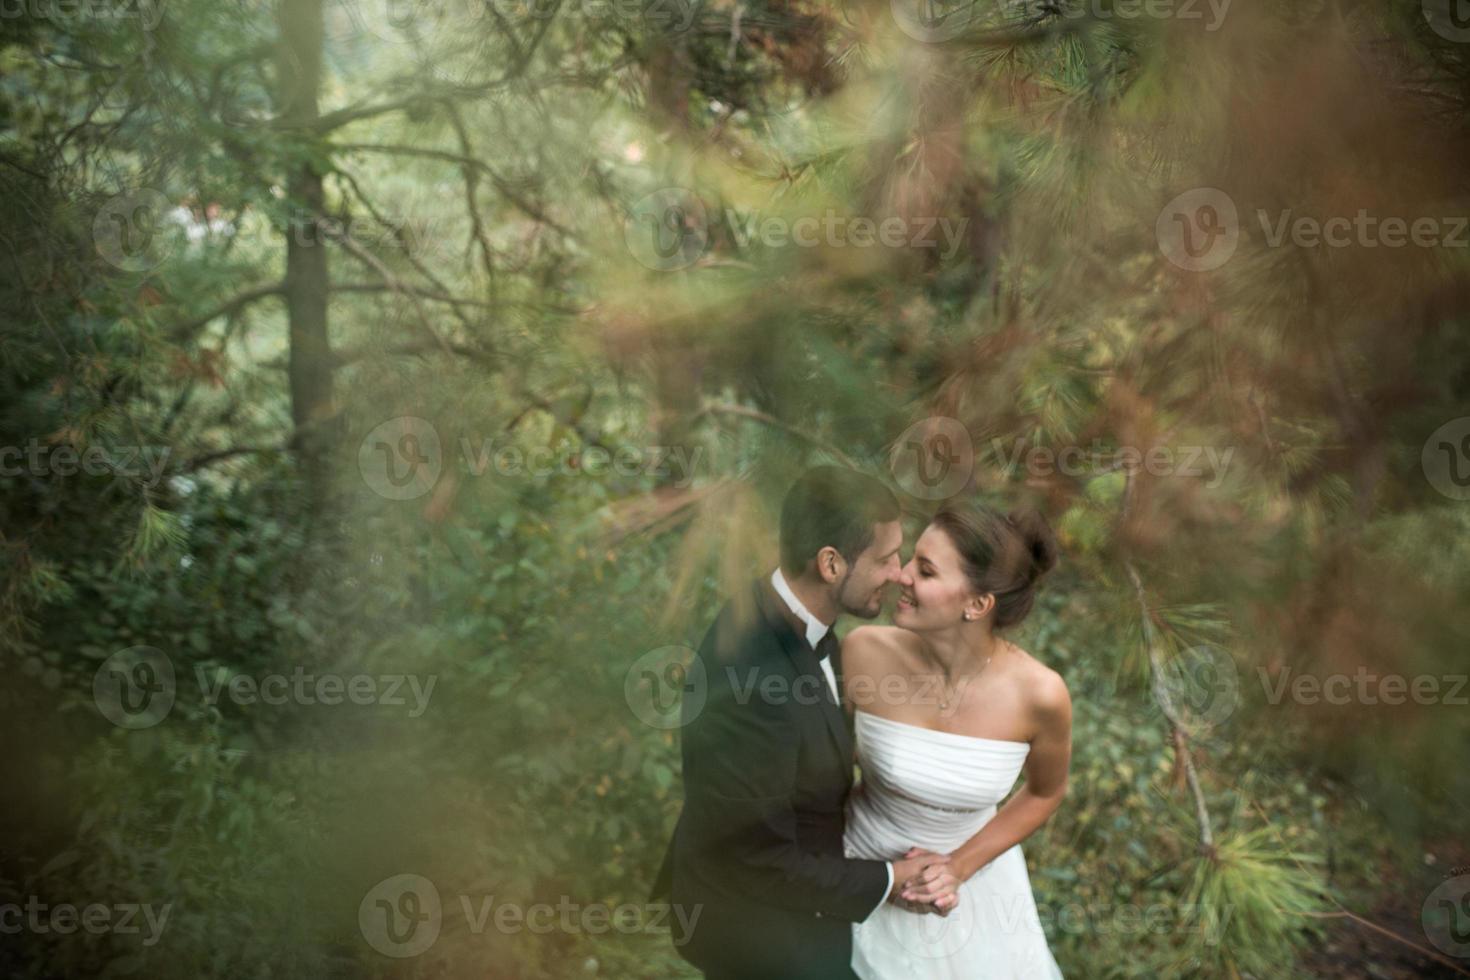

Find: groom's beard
837;567;885;619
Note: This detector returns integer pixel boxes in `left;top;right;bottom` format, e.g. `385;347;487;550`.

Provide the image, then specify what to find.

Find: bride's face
894;525;980;631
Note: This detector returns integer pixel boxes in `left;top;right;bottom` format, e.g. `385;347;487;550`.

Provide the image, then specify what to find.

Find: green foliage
3;0;1467;977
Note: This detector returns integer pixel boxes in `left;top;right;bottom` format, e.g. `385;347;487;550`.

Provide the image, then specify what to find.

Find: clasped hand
889;846;961;916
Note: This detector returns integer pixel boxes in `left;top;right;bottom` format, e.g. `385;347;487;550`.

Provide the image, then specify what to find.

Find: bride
840;502;1071;979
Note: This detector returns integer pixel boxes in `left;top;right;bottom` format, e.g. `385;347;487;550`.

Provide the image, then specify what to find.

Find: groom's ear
814;545;846;584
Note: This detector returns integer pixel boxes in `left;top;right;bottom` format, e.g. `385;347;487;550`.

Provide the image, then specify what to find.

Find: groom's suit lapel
752;580;855;773
830;640;856;742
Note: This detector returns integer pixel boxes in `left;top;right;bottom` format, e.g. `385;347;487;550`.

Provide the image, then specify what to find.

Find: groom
652;467;956;980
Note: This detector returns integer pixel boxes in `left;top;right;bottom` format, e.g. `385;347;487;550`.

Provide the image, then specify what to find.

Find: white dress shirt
769;568;894;918
771;567;839;701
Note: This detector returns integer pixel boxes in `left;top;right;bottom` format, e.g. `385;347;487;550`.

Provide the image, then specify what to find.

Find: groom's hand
887;848;941;904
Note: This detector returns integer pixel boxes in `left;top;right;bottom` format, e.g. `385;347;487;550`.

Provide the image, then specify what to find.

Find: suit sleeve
681;649;890;922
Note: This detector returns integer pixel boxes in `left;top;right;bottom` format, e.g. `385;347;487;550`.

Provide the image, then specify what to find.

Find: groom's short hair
779;467;901;575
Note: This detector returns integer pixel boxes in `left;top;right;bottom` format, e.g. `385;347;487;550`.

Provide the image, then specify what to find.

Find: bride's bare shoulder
1008;643;1071;718
842;625;920;671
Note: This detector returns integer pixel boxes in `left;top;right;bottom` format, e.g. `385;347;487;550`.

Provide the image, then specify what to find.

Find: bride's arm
908;673;1072;894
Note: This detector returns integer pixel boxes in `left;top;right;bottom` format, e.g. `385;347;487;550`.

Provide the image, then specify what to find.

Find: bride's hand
900;852;961;913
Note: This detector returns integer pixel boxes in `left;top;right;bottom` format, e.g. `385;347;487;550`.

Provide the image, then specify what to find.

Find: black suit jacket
651;579;889;979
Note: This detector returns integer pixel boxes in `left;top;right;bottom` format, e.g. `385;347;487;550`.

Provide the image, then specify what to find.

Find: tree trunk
276;0;333;510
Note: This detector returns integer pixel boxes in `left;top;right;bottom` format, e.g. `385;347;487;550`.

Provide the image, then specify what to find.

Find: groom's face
835;520;904;619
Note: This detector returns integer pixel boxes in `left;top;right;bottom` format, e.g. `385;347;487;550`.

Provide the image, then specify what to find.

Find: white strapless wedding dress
844;710;1063;979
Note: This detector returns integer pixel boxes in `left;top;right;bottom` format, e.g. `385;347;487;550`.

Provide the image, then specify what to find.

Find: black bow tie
814;630;838;662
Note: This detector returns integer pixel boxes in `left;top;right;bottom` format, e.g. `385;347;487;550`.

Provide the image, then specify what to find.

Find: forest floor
1301;837;1469;978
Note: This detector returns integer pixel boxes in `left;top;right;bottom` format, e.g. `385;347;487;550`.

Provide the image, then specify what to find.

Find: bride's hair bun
1006;507;1059;585
931;501;1059;629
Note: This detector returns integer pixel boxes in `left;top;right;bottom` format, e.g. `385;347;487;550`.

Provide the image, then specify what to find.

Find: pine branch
168;282;286;343
1122;466;1216;855
694;402;862;470
332;143;576;239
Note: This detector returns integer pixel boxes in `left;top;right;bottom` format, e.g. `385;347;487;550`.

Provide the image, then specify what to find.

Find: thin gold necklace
936;642;1003;711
